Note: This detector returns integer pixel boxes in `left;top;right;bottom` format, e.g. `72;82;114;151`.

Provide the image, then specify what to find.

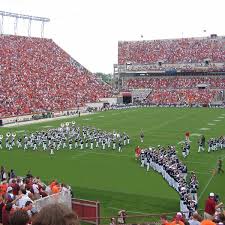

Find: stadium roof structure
0;11;50;37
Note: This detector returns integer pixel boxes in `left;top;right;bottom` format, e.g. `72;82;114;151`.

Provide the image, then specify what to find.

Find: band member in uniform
118;140;122;152
140;130;144;143
112;139;116;150
198;136;204;152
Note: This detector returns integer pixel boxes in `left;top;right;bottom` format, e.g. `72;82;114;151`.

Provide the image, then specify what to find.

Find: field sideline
0;107;225;222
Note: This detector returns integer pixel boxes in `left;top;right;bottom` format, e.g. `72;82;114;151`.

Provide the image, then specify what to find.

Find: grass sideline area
0;107;225;222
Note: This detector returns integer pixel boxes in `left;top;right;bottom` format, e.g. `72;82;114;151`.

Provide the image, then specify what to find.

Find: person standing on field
217;158;224;174
140;130;144;143
185;131;190;142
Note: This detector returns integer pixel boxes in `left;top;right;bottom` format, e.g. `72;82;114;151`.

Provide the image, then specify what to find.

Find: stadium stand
118;37;225;65
125;77;225;90
123;77;225;104
146;89;218;105
0;35;111;117
117;36;225;105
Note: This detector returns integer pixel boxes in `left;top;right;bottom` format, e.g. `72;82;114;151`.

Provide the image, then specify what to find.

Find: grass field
1;107;225;222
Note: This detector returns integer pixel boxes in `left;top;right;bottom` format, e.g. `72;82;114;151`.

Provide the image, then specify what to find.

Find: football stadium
0;1;225;225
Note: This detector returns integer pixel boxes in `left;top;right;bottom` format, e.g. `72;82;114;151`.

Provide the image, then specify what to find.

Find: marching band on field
138;145;199;219
0;121;130;154
1;123;223;220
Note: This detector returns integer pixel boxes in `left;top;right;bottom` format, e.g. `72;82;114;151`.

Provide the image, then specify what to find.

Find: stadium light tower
0;11;50;37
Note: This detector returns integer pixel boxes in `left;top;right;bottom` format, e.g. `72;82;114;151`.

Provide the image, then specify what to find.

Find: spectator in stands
22;201;33;218
5;187;14;202
32;203;80;225
213;212;225;224
8;170;16;180
18;189;33;209
11;179;20;196
0;195;5;224
39;186;48;198
32;180;40;200
9;210;30;225
160;214;169;225
110;217;116;225
117;210;127;224
188;213;202;225
1;167;7;181
171;212;185;225
200;219;217;225
2;202;14;225
51;182;61;194
0;181;8;197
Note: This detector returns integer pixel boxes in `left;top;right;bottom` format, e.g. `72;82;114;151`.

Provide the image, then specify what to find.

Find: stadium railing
72;198;100;225
33;190;72;212
77;209;205;225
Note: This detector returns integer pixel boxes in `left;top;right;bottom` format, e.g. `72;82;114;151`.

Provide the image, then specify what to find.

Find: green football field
0;107;225;222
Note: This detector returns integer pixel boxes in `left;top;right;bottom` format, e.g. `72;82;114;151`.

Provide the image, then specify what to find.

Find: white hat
209;192;215;197
7;186;13;192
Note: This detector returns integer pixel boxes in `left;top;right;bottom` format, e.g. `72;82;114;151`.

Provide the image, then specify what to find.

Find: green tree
95;72;112;84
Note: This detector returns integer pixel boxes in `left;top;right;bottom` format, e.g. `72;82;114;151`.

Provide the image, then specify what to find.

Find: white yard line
199;128;210;130
188;171;211;175
16;130;25;133
190;133;202;136
198;175;214;201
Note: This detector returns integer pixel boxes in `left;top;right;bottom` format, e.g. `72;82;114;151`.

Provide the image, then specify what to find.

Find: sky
1;0;225;74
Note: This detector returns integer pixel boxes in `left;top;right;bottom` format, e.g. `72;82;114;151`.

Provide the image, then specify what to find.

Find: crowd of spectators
147;89;218;104
159;209;225;225
123;63;225;73
0;35;111;118
125;77;225;90
118;37;225;65
124;76;225;104
0;166;72;225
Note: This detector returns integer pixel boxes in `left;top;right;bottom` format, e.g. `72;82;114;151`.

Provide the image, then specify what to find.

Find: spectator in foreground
18;189;33;209
2;202;14;225
204;193;223;220
0;195;5;224
160;214;169;225
110;217;116;225
200;219;216;225
22;201;33;218
170;212;185;225
10;210;30;225
32;203;79;225
117;210;127;224
188;212;202;225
